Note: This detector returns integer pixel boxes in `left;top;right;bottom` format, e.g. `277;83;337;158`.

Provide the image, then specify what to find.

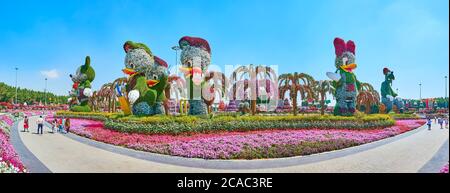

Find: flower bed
389;113;421;120
441;163;449;173
67;118;425;160
0;114;26;173
56;111;395;135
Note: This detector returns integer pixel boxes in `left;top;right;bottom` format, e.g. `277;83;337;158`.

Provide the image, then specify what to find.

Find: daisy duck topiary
69;56;95;112
178;36;211;115
122;41;168;116
381;67;404;113
327;38;361;116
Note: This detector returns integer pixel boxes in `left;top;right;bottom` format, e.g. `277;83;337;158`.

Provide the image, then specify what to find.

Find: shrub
57;111;395;135
389;113;421;120
104;114;395;135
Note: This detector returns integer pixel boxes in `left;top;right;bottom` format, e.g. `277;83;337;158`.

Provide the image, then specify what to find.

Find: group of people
426;116;449;130
22;115;71;134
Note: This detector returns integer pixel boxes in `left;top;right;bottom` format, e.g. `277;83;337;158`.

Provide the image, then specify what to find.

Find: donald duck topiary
178;36;211;115
122;41;168;116
69;56;95;112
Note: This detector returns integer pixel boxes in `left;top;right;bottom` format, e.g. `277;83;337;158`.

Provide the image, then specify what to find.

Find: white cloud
40;69;60;79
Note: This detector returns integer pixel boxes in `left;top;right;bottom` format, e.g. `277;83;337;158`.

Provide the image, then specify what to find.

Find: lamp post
14;67;18;104
419;83;422;112
44;78;48;105
445;76;448;108
171;46;181;73
419;83;422;101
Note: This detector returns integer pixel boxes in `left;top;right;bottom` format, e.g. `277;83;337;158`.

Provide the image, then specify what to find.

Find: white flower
128;90;140;104
83;88;93;97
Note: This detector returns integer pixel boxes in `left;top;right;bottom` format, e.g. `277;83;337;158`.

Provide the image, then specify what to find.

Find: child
23;116;29;132
427;118;432;130
52;118;57;133
64;118;71;134
58;118;64;133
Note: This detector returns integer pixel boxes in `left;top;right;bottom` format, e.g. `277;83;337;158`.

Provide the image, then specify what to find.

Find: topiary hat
178;36;211;54
123;41;152;56
154;56;168;68
383;67;390;75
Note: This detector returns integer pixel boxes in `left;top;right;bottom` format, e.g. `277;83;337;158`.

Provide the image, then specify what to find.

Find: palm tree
279;72;316;116
229;65;277;115
314;80;334;115
164;75;186;115
356;82;380;114
111;77;128;113
96;83;114;112
203;71;227;114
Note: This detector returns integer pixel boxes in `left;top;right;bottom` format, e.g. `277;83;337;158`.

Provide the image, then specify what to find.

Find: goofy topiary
381;67;403;113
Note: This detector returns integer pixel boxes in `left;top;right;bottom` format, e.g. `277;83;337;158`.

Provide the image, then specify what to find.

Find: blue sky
0;0;448;99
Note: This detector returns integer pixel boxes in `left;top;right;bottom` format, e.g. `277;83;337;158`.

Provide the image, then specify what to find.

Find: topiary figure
178;36;211;115
144;56;169;115
327;38;360;116
69;56;95;112
381;67;404;113
122;41;155;116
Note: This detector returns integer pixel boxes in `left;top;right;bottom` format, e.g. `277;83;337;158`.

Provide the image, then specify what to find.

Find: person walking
23;116;29;132
51;118;58;133
64;118;71;134
36;116;44;135
57;118;62;133
438;117;444;129
427;118;432;130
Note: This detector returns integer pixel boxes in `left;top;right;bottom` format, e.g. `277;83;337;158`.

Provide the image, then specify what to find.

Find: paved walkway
14;116;449;173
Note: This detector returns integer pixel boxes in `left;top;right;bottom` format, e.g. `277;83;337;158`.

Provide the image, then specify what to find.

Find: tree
0;82;68;105
314;80;334;115
356;82;380;114
164;75;186;115
278;73;316;116
203;71;227;114
229;65;277;115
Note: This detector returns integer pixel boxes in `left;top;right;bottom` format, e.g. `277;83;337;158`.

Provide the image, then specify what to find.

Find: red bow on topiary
73;82;79;89
334;38;356;56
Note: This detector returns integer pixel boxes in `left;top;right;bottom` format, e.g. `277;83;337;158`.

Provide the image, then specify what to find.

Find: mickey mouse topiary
69;56;95;112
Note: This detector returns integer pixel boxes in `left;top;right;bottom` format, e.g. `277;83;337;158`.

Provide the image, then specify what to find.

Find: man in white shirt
36;116;44;134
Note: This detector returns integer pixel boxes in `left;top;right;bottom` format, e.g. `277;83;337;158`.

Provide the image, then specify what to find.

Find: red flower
346;84;355;92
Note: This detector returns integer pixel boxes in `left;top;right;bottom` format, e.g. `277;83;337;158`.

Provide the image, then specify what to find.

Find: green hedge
56;111;395;135
389;113;421;120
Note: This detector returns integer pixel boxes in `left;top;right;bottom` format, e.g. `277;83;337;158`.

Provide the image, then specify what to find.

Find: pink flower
67;118;425;159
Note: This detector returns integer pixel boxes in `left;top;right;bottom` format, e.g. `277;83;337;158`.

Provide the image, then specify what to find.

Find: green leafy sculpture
178;36;211;115
327;38;360;116
381;67;403;113
69;56;95;112
122;41;167;116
